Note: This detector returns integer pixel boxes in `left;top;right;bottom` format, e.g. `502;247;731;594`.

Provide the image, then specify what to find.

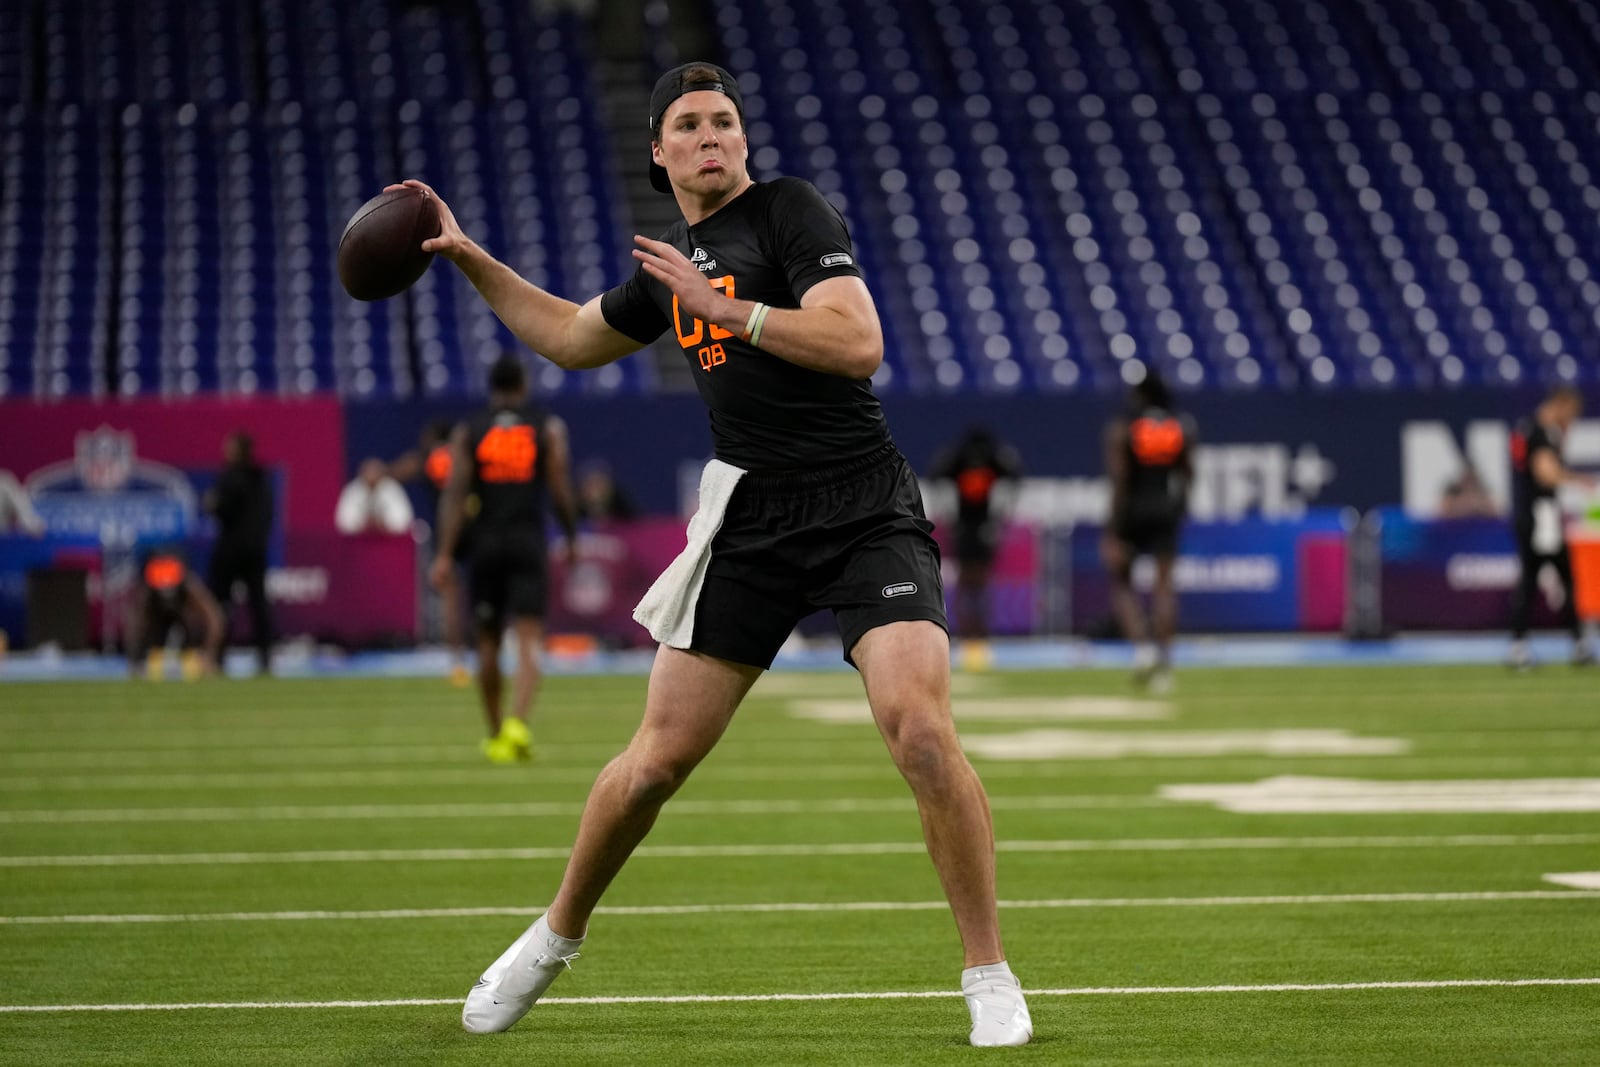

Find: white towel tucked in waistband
632;459;747;649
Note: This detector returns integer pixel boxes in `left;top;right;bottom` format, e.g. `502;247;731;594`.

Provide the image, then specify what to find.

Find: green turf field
2;664;1598;1065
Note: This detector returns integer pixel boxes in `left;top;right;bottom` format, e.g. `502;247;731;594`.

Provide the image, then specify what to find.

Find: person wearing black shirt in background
931;426;1021;641
398;60;1030;1048
205;432;273;675
1508;385;1595;668
1103;372;1195;693
433;357;578;763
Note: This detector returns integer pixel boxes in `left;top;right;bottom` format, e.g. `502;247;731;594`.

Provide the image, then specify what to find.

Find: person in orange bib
125;547;225;679
1102;371;1196;692
432;357;578;762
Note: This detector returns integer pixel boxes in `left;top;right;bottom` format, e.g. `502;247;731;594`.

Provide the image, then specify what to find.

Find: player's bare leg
852;619;1031;1046
956;560;991;640
1103;534;1157;683
440;566;471;686
1149;552;1178;692
854;620;1001;964
508;617;543;723
1101;535;1147;644
463;646;758;1032
485;616;544;761
546;646;759;934
475;624;504;743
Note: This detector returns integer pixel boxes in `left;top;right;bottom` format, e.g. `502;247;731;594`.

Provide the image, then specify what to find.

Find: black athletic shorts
468;527;548;629
691;443;947;669
1115;516;1180;558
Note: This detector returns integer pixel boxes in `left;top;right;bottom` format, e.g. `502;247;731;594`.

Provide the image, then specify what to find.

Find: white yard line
2;890;1597;926
4;833;1598;868
0;794;1165;824
4;977;1598;1013
10;756;1600;793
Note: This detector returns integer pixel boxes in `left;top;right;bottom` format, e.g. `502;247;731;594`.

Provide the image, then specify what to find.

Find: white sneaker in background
962;962;1033;1048
462;914;584;1034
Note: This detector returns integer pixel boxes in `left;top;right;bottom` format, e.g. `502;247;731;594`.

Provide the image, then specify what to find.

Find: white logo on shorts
820;252;854;268
882;582;918;598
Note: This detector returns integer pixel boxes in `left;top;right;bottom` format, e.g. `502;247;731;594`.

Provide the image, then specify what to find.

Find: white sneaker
962;963;1033;1047
461;914;583;1034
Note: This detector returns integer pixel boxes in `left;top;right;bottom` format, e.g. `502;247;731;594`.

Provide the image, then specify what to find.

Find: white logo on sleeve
882;582;918;598
820;253;854;268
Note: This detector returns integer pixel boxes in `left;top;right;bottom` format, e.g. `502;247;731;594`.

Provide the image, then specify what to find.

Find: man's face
653;90;748;197
1554;396;1582;431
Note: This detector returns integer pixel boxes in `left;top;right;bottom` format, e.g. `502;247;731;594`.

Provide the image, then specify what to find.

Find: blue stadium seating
0;0;1597;399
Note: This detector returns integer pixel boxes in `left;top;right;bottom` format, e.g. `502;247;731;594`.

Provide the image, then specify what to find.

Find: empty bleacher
0;0;1596;399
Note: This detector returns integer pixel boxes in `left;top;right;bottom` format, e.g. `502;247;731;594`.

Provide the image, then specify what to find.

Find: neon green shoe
497;718;533;761
481;736;517;764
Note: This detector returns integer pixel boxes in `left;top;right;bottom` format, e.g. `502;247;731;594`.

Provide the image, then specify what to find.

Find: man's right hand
429;555;453;592
387;179;472;263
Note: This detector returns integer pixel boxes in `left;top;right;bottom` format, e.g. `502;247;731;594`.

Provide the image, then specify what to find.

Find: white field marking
9;755;1600;795
751;673;989;698
1544;872;1600;890
0;737;902;769
0;765;923;792
789;697;1172;724
963;730;1410;761
0;794;1164;825
5;889;1599;926
5;833;1598;868
5;978;1600;1013
1163;776;1600;814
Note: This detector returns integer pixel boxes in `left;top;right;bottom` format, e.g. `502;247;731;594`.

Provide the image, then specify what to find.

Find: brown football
336;187;442;301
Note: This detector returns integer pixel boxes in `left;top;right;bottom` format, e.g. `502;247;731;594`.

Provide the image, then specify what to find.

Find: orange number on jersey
144;556;185;591
956;468;998;504
477;425;537;483
672;275;736;351
1130;418;1185;466
424;444;453;489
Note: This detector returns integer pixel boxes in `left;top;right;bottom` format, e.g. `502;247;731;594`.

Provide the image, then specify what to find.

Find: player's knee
882;712;961;788
622;752;696;810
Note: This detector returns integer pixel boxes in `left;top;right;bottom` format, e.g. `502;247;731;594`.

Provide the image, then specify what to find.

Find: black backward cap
647;62;744;194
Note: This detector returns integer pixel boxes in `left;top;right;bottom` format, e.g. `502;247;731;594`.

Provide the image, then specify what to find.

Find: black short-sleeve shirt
465;404;549;550
1511;416;1560;530
600;178;891;471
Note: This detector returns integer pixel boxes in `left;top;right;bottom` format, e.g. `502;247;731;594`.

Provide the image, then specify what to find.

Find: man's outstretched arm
392;180;643;371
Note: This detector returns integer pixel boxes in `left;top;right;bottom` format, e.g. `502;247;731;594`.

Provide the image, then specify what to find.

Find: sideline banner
1376;508;1596;630
0;531;417;651
0;397;345;535
546;518;688;647
1065;510;1351;634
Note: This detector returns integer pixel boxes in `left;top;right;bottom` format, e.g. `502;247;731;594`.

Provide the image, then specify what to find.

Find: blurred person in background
1439;464;1499;520
335;458;414;535
0;470;45;536
576;458;638;523
1508;385;1596;669
205;432;274;676
1102;370;1195;693
433;356;578;763
125;545;224;680
930;425;1021;642
389;420;474;685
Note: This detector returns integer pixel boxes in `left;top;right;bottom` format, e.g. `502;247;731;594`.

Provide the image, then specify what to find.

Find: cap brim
649;160;672;194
